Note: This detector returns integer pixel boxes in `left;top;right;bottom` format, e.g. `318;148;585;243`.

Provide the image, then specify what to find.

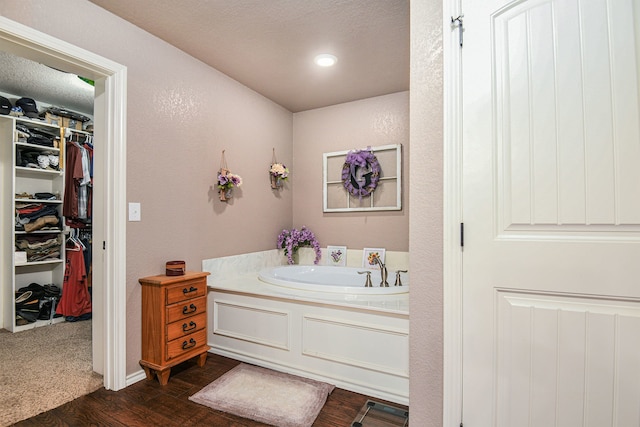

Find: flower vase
285;249;299;265
219;188;233;201
270;175;283;189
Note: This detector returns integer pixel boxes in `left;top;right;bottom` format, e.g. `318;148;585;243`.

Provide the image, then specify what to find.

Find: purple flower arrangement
277;226;322;265
217;170;243;190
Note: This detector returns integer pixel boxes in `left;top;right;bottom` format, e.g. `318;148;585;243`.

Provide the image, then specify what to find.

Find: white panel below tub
208;290;409;405
213;299;290;350
302;315;409;378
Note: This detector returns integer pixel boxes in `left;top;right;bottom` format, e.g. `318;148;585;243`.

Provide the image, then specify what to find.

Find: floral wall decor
322;144;402;212
342;147;381;198
270;148;289;189
217;150;242;202
277;226;321;264
327;245;347;266
362;247;386;269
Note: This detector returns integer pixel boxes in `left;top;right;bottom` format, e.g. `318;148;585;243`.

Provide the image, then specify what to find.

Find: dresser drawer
166;328;207;361
166;312;207;342
166;296;206;324
165;278;207;305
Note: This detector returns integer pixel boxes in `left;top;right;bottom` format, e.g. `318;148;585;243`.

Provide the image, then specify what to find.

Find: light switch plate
128;202;141;221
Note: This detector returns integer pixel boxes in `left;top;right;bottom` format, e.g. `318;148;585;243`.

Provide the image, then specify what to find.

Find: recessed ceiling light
314;54;337;67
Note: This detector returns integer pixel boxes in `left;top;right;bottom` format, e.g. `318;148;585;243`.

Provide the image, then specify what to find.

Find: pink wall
292;92;409;251
409;0;444;426
1;4;445;426
1;0;294;374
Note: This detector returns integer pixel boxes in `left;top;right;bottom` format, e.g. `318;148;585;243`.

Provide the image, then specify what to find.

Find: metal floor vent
351;400;409;427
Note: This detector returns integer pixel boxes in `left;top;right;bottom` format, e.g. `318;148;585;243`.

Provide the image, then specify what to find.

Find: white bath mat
189;363;335;427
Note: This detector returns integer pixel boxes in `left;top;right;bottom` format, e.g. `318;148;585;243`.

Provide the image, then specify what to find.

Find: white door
462;0;640;425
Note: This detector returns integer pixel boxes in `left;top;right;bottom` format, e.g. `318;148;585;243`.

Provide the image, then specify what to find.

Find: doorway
0;16;128;390
446;0;640;425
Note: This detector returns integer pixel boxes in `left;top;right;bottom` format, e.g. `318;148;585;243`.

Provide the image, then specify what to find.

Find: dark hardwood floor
13;354;407;426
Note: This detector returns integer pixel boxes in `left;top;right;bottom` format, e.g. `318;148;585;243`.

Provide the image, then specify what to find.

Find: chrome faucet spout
373;256;389;287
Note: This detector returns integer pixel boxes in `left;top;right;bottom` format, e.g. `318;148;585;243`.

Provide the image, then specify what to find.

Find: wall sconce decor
269;148;289;189
217;150;242;202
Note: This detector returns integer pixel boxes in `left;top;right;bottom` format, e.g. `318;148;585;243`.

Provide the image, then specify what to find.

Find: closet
0;97;94;332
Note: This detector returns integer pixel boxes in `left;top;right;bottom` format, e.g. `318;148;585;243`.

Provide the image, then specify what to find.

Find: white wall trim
0;16;128;391
126;369;147;387
443;0;463;426
98;61;128;392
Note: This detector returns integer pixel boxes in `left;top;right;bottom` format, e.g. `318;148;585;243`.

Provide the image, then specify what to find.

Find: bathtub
203;250;409;405
258;265;409;294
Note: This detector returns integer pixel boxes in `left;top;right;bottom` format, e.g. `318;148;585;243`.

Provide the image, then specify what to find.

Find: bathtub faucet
372;255;389;287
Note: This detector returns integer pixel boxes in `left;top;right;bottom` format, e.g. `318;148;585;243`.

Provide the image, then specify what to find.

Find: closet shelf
15;141;60;152
14;116;60;131
13;316;65;333
15;229;63;235
66;128;92;135
15;259;64;267
15;198;63;204
15;166;63;177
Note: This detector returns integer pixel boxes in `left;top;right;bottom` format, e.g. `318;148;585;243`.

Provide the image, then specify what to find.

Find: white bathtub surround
203;248;409;272
259;265;409;294
202;249;409;405
202;249;285;282
302;247;409;271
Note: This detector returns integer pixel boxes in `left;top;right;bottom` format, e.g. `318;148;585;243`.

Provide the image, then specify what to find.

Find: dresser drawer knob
182;303;197;315
182;338;196;350
182;321;197;332
183;286;198;295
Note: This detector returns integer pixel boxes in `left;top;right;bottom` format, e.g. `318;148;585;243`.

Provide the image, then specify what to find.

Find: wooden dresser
139;271;210;385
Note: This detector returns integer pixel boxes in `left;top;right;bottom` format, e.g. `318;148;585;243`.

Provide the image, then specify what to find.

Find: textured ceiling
88;0;409;112
0;51;95;116
0;1;408;115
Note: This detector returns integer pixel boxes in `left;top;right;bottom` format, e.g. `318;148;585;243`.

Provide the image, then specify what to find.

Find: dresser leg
142;365;154;381
196;352;207;367
157;368;171;386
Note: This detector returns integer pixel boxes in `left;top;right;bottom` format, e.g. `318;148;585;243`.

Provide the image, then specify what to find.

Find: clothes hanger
66;229;85;251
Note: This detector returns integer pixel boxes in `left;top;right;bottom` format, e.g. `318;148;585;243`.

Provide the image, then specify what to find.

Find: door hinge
460;223;464;247
451;15;464;47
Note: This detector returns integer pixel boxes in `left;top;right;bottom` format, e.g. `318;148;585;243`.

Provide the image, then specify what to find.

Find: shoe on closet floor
16;310;37;323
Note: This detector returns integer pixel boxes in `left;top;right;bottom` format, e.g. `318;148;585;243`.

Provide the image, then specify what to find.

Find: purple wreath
341;148;381;198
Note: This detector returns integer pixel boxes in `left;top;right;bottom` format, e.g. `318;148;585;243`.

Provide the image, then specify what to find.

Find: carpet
0;320;103;426
189;363;335;427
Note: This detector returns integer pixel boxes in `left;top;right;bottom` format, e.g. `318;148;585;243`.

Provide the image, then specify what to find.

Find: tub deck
210;272;409;315
206;272;409;405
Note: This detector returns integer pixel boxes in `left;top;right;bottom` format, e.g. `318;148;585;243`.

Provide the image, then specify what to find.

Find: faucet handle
394;270;408;286
358;271;373;287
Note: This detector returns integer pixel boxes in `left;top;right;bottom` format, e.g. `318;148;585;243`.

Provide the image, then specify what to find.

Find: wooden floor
13;354;407;426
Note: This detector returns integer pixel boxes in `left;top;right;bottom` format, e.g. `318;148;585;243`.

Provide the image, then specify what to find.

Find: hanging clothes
83;141;94;219
63;133;93;226
63;140;84;220
56;243;92;320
